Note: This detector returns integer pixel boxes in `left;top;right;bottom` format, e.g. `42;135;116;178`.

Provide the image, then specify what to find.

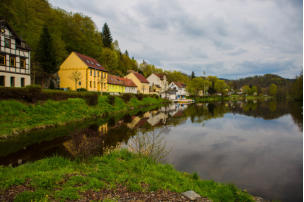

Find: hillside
228;74;294;90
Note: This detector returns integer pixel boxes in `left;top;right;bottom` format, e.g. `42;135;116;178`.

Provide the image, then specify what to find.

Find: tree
269;83;278;96
214;80;228;95
70;71;82;90
125;50;129;57
36;25;57;87
191;71;195;79
241;85;250;95
102;23;113;48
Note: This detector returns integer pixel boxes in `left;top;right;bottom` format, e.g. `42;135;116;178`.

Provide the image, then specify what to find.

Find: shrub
108;95;115;105
121;93;133;102
0;87;98;106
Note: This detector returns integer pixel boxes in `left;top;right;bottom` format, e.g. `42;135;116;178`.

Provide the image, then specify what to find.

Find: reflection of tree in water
127;130;170;162
63;123;137;159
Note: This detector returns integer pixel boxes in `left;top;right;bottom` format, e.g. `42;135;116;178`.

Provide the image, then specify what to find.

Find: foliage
268;83;278;96
102;23;113;48
289;74;303;101
70;71;82;90
214;80;228;95
186;77;210;96
0;150;254;202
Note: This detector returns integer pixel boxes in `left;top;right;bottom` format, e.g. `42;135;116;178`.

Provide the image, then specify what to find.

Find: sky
49;0;303;79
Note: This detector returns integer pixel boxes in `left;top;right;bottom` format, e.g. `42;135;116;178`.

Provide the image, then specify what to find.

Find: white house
147;73;168;95
123;78;137;94
168;81;187;99
0;19;31;87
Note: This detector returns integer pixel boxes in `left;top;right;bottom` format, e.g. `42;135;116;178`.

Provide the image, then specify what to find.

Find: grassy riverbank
0;95;168;137
193;95;272;102
0;149;254;202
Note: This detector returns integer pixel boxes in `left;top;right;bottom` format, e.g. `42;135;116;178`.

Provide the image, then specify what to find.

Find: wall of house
125;86;137;94
0;72;30;87
125;73;149;94
0;26;31;82
107;84;125;93
58;52;108;92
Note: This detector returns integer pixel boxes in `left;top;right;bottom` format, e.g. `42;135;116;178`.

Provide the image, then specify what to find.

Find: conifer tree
102;23;113;48
36;25;57;75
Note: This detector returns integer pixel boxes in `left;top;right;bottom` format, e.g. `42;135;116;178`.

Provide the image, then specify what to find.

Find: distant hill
227;74;294;90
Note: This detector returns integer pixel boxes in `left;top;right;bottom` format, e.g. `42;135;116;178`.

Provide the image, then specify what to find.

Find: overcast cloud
49;0;302;79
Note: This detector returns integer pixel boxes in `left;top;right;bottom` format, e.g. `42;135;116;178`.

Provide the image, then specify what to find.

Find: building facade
168;81;187;99
147;73;168;94
125;72;149;94
123;78;137;94
107;74;125;94
0;19;31;87
58;52;108;92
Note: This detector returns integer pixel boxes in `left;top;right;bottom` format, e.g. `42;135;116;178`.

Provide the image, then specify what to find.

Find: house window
78;81;81;86
20;78;25;87
97;71;99;77
9;56;15;67
20;57;26;69
0;76;4;86
90;81;92;88
94;81;95;88
0;54;5;65
90;69;92;76
94;70;96;77
104;83;106;88
4;38;10;48
10;77;15;87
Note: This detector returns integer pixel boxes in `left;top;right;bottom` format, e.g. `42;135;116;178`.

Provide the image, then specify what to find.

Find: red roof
133;72;149;83
173;81;186;88
122;78;137;87
74;52;107;72
154;73;165;80
108;74;124;85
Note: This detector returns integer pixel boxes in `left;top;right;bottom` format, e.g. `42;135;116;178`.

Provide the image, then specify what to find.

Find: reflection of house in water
147;112;168;126
98;123;108;135
168;103;189;117
127;116;149;129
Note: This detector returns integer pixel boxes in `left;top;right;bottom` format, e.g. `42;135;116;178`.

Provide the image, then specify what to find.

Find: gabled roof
74;52;107;72
173;81;186;88
0;19;31;50
132;72;149;83
108;74;124;85
154;73;165;80
122;78;137;87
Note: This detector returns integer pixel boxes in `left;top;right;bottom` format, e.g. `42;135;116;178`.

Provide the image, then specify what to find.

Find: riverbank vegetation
0;149;254;202
0;93;167;137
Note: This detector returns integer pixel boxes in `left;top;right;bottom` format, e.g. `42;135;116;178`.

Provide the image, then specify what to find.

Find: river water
0;100;302;201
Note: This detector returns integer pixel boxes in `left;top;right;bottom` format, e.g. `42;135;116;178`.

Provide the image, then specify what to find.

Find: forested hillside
229;74;293;90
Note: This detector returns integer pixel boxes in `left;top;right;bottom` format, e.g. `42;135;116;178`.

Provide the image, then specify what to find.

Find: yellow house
107;74;125;94
58;52;108;92
125;71;149;94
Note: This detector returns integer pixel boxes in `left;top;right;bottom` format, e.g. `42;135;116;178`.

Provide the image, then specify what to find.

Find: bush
121;93;133;102
108;95;115;105
77;88;87;92
0;87;98;106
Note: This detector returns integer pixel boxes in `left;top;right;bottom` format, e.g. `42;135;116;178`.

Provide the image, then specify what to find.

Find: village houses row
0;20;187;100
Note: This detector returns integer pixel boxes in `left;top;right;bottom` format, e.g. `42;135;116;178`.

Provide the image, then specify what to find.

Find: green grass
0;150;254;202
0;95;168;137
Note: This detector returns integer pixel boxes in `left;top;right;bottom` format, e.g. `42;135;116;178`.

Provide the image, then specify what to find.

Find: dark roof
133;72;149;83
0;19;31;50
173;81;186;88
122;78;137;87
74;52;107;72
154;73;165;80
108;74;124;85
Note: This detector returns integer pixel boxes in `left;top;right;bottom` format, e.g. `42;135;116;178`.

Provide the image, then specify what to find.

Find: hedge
0;86;98;106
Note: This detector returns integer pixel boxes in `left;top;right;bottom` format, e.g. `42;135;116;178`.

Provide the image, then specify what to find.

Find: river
0;100;302;201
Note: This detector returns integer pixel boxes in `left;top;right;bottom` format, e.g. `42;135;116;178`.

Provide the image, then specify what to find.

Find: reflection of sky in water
162;113;302;202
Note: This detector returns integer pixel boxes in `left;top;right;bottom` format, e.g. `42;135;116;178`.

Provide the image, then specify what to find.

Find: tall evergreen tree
191;71;195;79
125;50;129;57
102;23;113;48
36;25;57;75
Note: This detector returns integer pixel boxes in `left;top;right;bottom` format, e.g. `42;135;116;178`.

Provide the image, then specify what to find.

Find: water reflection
0;100;302;201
